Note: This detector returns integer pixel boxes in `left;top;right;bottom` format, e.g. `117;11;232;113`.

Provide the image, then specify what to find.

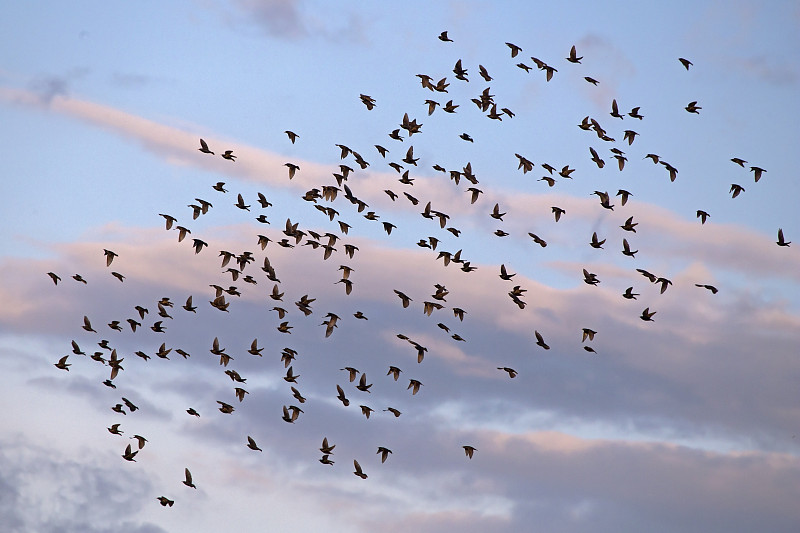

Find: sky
1;1;799;531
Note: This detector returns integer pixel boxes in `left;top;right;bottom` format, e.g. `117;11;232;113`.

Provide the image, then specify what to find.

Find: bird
394;290;412;308
246;436;262;452
528;233;547;247
157;496;174;507
590;232;606;249
584;76;599;85
353;460;368;479
285;163;300;179
130;435;148;449
217;401;234;414
408;379;423;395
582;328;597;342
498;367;517;378
320;437;336;454
685;101;701;114
696;210;710;224
637;269;657;283
82;316;96;333
54;355;71;371
729;184;745;198
356;373;373;393
620;216;638;232
463;445;476;459
551;207;565;222
122;444;138;462
122;397;138;412
192;239;208;254
377;447;392;463
750;166;767;182
777;228;791;247
695;284;718;294
566;45;582;63
183;468;196;489
640;308;656;321
621;238;638;257
198;138;214;154
505;42;522;57
679;57;693;70
499;264;516;280
284;130;299;143
535;330;550;350
438;31;453;42
623;287;639;300
583;269;600;286
610;99;624;119
248;338;263;357
386;366;402;381
336;384;350;407
221;150;236;161
490;203;506;221
656;277;673;294
359;94;376;110
284;366;299;382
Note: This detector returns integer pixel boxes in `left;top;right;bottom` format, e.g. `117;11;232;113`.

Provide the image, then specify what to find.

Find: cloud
26;68;90;104
227;0;366;44
2;213;799;456
736;55;798;86
0;434;167;533
1;87;796;287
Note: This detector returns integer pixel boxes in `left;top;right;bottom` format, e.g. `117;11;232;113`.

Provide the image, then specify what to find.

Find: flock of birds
47;31;790;509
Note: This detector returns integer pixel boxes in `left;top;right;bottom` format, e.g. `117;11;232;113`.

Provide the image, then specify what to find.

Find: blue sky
1;1;799;532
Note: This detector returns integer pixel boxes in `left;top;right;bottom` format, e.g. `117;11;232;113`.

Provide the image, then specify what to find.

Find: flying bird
566;45;582;63
122;444;138;462
695;284;719;294
498;367;517;378
535;330;550;350
640;308;657;321
54;355;71;371
685;101;701;114
198;138;214;154
353;459;368;479
246;436;262;452
157;496;174;507
183;468;196;489
505;42;522;57
750;166;766;182
777;228;791;247
377;447;392;463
